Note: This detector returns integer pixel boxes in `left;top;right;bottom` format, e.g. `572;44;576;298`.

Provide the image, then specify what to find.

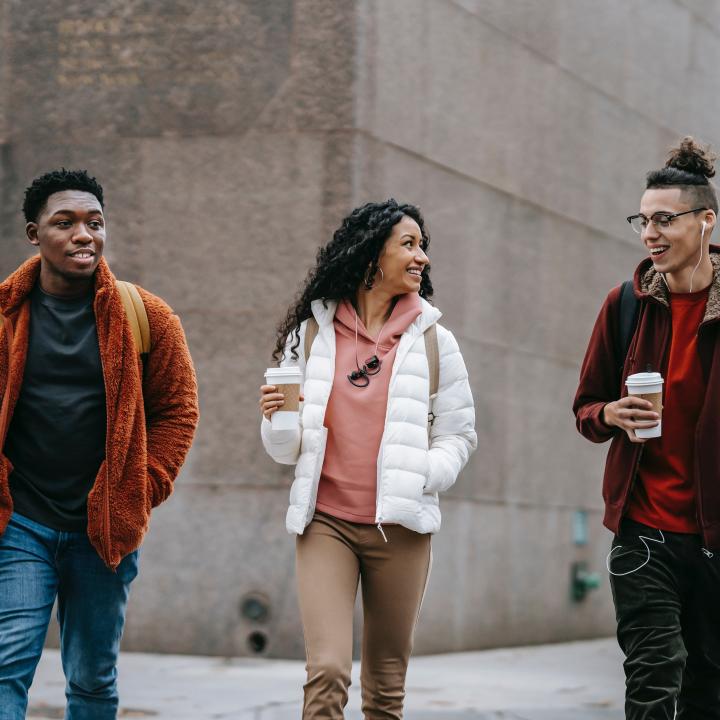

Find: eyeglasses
347;355;382;388
626;208;707;234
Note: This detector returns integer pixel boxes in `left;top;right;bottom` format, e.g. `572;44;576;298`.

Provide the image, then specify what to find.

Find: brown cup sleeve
628;390;663;414
276;383;300;412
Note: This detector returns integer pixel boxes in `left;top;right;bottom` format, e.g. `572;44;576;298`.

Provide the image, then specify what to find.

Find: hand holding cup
602;396;660;443
259;385;287;420
260;367;303;429
603;371;663;443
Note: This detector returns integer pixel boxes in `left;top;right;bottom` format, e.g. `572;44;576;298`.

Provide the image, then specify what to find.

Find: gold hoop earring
364;265;384;290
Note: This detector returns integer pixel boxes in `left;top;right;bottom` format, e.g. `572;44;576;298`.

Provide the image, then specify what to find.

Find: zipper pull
377;522;388;543
702;548;714;559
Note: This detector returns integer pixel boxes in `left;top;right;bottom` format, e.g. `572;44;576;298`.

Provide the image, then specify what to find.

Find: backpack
116;280;151;358
617;280;640;371
303;316;440;427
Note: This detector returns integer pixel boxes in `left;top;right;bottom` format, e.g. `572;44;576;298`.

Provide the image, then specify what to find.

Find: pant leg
56;532;139;720
359;524;431;720
296;513;361;720
609;521;686;720
0;513;59;720
676;540;720;720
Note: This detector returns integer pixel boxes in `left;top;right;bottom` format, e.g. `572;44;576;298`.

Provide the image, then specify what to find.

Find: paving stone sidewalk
27;637;625;719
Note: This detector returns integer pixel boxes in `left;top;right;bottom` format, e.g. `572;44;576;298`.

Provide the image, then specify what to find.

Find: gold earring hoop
364;265;384;290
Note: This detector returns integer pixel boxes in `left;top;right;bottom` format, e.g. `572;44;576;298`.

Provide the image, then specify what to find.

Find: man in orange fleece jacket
0;169;199;719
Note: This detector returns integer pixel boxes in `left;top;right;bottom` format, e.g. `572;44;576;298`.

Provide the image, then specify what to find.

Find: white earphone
689;220;708;292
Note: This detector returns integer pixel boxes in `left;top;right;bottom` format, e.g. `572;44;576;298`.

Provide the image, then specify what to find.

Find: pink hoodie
315;293;423;523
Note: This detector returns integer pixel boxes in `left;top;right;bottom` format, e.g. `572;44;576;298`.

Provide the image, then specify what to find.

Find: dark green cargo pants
609;519;720;720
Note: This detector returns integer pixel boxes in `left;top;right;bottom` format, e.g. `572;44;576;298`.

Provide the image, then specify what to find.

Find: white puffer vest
261;297;477;535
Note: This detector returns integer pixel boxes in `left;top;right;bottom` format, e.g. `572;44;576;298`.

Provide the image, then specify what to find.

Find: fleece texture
0;256;199;568
261;297;477;535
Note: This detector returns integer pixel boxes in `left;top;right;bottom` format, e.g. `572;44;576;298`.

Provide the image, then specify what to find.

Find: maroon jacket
573;247;720;550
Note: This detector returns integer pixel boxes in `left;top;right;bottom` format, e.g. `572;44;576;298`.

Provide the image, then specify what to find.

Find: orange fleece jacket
0;256;199;568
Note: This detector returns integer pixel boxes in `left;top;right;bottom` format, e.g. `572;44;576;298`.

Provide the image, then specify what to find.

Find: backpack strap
0;314;15;449
304;316;319;363
424;323;440;429
617;280;640;371
116;281;151;357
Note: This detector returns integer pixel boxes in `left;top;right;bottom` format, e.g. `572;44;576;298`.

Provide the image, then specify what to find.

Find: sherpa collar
0;255;115;317
635;245;720;324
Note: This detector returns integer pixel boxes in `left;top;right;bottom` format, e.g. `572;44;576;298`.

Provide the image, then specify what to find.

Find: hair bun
666;136;716;178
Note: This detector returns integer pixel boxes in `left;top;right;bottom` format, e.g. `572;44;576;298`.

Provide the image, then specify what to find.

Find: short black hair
23;168;104;223
646;136;718;213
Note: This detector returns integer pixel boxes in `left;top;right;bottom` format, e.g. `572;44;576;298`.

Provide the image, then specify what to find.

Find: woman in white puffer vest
259;199;476;719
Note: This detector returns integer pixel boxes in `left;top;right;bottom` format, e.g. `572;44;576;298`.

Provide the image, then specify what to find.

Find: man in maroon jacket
574;137;720;720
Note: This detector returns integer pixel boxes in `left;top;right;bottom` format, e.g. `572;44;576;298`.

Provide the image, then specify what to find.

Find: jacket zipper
375;434;387;542
373;327;426;542
692;320;714;539
304;314;334;528
620;445;644;519
619;301;669;522
693;422;705;535
305;427;328;527
97;312;114;570
672;315;714;543
103;475;112;568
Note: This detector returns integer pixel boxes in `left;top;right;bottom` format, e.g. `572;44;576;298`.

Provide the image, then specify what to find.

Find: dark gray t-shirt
5;284;106;531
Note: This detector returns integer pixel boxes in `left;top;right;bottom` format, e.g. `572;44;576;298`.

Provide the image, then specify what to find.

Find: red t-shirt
627;286;709;533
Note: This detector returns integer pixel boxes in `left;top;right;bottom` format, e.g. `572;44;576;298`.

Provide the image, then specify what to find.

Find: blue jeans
0;512;139;720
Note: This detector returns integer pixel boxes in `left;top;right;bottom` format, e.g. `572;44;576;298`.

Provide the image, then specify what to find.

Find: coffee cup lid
265;367;302;380
626;371;663;386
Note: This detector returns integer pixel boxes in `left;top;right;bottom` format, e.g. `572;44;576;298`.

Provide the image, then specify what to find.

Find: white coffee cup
625;372;664;439
265;367;303;430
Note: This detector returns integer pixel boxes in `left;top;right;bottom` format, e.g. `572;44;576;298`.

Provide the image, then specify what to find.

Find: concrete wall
350;0;720;652
0;0;718;657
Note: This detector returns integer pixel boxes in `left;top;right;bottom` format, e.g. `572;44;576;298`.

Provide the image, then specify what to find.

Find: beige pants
296;512;432;719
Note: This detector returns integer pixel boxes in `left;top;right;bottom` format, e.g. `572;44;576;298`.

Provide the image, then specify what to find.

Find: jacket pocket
602;438;636;508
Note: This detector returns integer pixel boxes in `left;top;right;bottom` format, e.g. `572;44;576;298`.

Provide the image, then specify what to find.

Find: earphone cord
688;223;707;293
661;223;707;293
607;530;665;577
354;310;386;371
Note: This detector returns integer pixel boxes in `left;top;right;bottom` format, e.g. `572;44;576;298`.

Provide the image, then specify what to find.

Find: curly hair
272;199;433;362
646;136;718;213
23;168;105;223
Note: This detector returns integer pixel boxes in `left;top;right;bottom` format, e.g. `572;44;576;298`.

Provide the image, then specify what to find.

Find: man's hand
602;396;660;443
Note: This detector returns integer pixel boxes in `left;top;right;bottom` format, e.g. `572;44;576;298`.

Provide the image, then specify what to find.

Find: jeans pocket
115;549;140;586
